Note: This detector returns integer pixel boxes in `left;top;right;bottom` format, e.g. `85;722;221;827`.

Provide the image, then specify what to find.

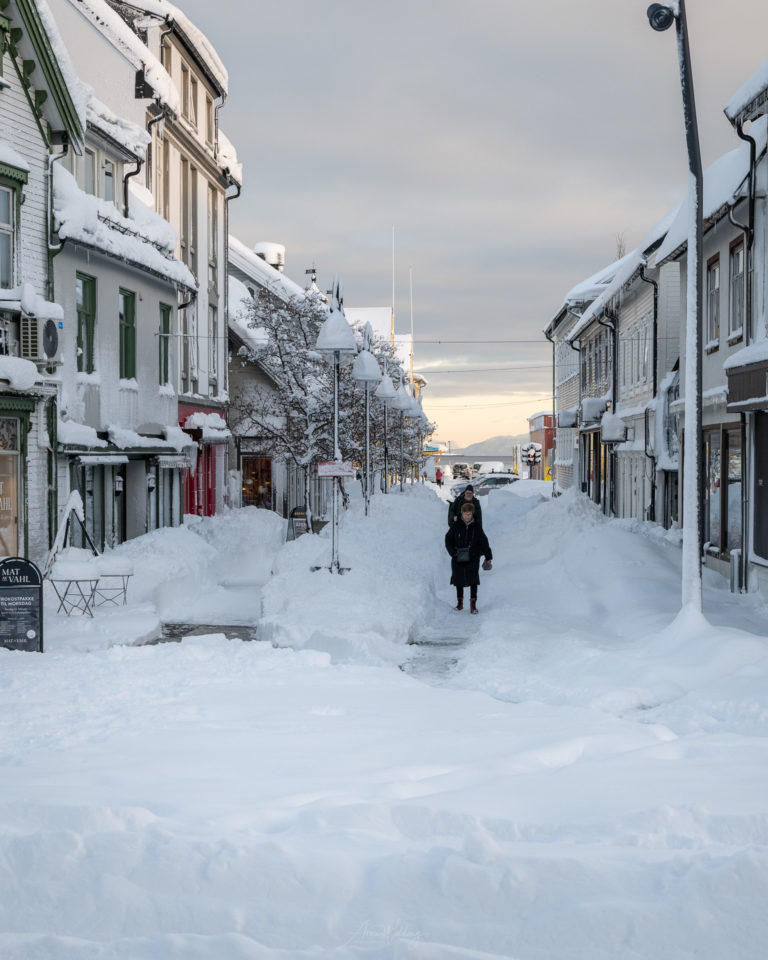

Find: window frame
76;272;97;374
118;288;136;380
706;254;720;351
159;302;171;386
0;182;15;290
728;238;745;342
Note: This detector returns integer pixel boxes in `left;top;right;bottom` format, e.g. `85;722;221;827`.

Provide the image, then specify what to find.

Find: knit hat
465;485;474;493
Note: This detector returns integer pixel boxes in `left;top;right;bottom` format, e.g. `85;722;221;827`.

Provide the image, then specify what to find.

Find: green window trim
76;272;96;374
0;163;28;184
118;288;136;380
159;302;171;385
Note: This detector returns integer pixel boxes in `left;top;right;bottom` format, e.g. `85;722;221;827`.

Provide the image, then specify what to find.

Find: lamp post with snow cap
374;369;397;493
352;324;382;516
390;379;413;492
647;0;703;612
315;276;357;573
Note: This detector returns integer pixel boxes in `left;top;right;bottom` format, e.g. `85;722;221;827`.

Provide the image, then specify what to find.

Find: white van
477;461;505;474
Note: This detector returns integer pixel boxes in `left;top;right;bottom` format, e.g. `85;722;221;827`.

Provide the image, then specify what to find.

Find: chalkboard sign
286;506;309;541
0;557;44;653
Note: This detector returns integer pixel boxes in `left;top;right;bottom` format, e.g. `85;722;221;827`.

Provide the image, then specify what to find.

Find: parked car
449;472;519;499
452;461;470;480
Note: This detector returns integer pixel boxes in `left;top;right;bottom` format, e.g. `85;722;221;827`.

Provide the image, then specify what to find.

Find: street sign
317;460;356;479
0;557;43;653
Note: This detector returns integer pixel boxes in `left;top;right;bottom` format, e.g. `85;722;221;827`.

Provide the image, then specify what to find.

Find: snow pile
261;484;445;663
0;282;64;321
2;486;768;958
218;129;242;184
0;356;39;390
0;140;30;172
53;166;194;288
86;91;151;159
57;418;108;448
228;276;268;353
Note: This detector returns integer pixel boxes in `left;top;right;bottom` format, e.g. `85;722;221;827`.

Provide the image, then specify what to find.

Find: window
162;138;170;221
704;425;742;556
190;74;198;127
0;185;13;289
159;303;171;385
207;184;218;294
76;273;96;373
208;304;217;381
706;256;720;347
83;148;96;195
0;417;20;558
181;62;190;119
160;38;171;72
104;159;114;204
729;240;745;339
206;96;214;145
727;429;742;552
180;159;198;273
119;289;136;379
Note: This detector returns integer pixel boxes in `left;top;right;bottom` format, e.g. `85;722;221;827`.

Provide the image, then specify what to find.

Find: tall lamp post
375;370;397;493
647;1;703;612
392;381;412;492
352;337;382;516
315;277;357;573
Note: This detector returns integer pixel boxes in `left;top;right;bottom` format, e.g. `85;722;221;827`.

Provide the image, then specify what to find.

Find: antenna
391;225;395;344
409;266;414;391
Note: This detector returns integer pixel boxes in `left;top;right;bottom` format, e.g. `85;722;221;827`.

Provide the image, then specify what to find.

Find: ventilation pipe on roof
253;243;286;273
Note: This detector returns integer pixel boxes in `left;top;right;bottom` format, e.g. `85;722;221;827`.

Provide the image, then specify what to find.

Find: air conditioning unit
20;315;64;366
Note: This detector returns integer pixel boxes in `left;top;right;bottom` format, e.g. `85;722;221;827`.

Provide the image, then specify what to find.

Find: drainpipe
639;264;659;522
726;120;756;594
144;108;167;195
123;158;144;219
568;335;583;491
47;137;69;296
598;311;617;516
213;95;225;161
544;326;556;496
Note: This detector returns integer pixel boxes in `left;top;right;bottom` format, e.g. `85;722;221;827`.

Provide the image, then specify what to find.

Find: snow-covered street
2;483;768;959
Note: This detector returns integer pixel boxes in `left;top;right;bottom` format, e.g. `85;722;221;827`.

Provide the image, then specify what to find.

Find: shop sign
0;557;43;653
317;460;356;478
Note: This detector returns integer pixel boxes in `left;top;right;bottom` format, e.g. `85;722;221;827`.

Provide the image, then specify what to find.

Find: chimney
253;242;285;273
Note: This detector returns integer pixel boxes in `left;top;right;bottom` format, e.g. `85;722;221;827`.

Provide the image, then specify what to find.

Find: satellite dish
42;319;59;359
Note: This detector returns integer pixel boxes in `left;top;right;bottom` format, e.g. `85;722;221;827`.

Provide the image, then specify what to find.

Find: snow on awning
581;397;608;423
76;454;129;465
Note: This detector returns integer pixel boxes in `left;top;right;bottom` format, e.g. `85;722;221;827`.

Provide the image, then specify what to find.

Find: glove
482;560;492;571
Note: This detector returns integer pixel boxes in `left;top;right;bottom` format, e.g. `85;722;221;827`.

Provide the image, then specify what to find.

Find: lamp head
647;3;675;31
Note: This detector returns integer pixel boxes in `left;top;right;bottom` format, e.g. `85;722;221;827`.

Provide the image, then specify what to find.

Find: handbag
455;546;471;563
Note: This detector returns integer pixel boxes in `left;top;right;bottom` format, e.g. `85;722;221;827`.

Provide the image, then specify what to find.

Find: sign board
0;557;43;653
317;460;356;479
286;506;310;541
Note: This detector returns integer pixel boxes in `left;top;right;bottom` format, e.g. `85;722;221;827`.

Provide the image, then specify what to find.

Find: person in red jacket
435;467;443;487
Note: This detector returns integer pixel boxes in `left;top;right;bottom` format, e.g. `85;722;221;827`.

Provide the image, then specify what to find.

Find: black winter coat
445;518;492;588
448;494;483;528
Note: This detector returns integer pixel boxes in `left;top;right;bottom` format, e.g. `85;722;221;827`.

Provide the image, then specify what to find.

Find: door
754;413;768;559
241;456;272;508
0;418;19;557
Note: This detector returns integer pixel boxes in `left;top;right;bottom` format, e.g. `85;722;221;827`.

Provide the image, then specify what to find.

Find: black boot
470;597;478;614
456;596;464;611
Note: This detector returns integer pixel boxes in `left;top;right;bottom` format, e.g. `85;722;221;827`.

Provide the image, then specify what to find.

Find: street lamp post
374;371;397;493
392;382;411;492
352;341;382;516
648;0;703;612
315;277;357;573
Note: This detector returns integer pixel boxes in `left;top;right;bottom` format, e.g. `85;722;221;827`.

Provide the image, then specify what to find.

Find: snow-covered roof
567;249;645;343
217;130;242;186
53;165;195;289
725;58;768;125
560;250;639;310
228;235;306;303
34;0;88;135
228;275;268;354
0;140;31;173
114;0;228;95
86;91;150;159
656;116;768;264
65;0;180;115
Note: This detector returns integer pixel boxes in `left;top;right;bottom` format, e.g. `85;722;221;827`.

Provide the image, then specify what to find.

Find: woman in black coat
444;501;492;614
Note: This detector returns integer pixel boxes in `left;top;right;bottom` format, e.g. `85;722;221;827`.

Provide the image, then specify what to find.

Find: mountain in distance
453;434;529;457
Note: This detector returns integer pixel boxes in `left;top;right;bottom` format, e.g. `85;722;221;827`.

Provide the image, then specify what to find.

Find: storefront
179;403;229;517
0;415;20;557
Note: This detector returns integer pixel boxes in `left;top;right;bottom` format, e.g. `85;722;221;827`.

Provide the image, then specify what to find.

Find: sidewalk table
48;561;100;617
93;556;134;607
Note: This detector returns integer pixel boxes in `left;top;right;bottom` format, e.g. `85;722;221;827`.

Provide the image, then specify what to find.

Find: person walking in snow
448;484;483;528
445;501;492;614
435;467;443;488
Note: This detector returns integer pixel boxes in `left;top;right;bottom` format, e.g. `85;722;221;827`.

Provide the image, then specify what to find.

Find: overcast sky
180;0;768;448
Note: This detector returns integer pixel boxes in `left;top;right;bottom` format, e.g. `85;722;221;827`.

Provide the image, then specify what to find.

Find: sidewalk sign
0;557;44;653
286;506;310;541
